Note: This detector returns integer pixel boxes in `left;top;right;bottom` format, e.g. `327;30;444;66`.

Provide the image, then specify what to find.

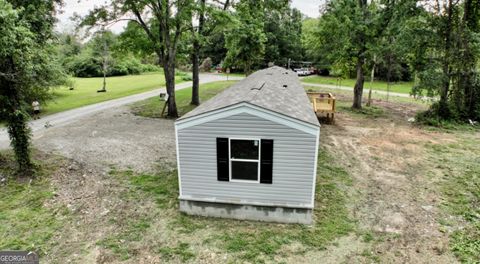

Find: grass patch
96;217;152;260
302;75;414;94
97;167;181;260
131;80;238;118
304;85;429;107
158;243;195;262
426;138;480;262
338;104;386;119
42;72;184;116
100;147;355;263
0;151;69;256
204;148;354;262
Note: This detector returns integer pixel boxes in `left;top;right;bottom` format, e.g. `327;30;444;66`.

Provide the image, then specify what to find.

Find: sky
56;0;322;33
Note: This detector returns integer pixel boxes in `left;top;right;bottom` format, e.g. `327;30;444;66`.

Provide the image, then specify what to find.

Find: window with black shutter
216;138;274;184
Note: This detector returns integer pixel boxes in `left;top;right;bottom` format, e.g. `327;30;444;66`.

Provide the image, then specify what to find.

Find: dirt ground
321;99;459;263
32;98;465;263
34;106;177;173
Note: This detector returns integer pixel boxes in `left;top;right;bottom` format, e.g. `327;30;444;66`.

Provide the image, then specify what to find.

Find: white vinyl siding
177;112;318;208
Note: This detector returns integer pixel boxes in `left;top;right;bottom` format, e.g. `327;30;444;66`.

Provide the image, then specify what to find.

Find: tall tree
409;0;480;121
91;30;116;92
315;0;400;109
0;0;66;172
316;0;374;109
81;0;194;118
190;0;233;105
263;3;303;66
224;0;267;74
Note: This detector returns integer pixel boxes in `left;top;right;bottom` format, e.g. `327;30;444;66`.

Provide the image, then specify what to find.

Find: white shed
175;66;320;224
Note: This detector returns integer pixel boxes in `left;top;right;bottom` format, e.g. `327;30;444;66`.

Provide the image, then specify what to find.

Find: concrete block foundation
179;199;312;224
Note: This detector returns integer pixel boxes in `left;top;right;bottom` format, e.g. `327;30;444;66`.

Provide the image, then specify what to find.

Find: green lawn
131;80;238;118
43;72;184;116
302;75;414;94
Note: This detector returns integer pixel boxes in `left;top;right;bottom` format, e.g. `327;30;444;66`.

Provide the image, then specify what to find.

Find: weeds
339;105;386;119
0;151;69;256
158;243;195;262
426;138;480;262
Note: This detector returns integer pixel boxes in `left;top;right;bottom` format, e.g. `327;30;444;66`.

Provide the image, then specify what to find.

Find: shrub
181;74;192;81
67;54;159;77
140;64;160;72
66;54;102;77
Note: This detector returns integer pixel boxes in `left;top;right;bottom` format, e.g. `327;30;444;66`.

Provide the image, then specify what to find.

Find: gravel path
0;74;242;149
34;106;175;172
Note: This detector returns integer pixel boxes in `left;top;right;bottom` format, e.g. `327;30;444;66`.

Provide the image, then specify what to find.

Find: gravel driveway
34;105;176;172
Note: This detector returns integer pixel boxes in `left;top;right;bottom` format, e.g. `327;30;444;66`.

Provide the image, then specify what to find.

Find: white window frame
229;137;261;183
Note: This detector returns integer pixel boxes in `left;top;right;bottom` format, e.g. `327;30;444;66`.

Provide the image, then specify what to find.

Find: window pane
231;139;259;159
231;161;258;181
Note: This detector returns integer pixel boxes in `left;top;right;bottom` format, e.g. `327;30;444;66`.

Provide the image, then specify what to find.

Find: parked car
294;68;309;76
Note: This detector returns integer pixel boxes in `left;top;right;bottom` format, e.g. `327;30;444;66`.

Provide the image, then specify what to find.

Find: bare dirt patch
322;99;459;263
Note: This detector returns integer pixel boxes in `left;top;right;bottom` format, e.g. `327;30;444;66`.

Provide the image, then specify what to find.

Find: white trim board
176;102;320;136
175;124;183;197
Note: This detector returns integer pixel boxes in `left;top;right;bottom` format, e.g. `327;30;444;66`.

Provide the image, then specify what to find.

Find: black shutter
260;139;274;184
216;138;229;181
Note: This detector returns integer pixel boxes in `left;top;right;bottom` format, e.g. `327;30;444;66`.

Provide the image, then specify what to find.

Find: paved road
0;74;242;149
302;82;412;98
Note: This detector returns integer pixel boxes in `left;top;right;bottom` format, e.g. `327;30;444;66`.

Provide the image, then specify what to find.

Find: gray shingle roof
178;66;320;126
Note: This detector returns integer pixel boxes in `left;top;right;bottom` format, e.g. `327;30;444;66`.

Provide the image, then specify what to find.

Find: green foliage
80;0;196;117
408;0;480;121
116;21;155;60
61;30;159;78
224;0;267;74
0;0;67;172
6;110;32;171
263;4;303;66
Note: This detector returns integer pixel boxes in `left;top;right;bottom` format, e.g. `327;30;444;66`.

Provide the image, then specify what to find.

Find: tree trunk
353;0;367;109
191;40;200;105
191;0;205;106
102;66;107;91
439;0;454;119
353;58;365;109
164;60;178;118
